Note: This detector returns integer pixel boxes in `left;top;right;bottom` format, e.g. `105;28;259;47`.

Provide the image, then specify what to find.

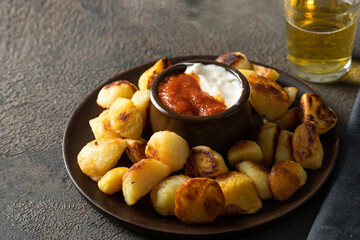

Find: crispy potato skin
174;178;225;224
77;138;127;182
185;146;228;178
89;110;120;139
215;171;262;215
215;52;252;70
274;129;294;164
138;58;171;90
227;140;263;167
122;158;171;205
257;122;279;169
252;64;279;81
273;107;300;131
292;121;324;169
300;93;337;134
150;175;191;216
248;74;290;121
131;90;150;128
97;80;138;108
98;167;128;195
123;138;147;163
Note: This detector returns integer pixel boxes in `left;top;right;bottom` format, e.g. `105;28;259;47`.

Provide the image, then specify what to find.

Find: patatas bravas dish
77;52;337;225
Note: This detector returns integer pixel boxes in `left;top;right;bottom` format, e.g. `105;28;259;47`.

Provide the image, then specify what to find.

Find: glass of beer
284;0;360;83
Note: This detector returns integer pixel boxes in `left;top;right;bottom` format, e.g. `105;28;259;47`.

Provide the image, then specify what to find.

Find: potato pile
77;53;337;225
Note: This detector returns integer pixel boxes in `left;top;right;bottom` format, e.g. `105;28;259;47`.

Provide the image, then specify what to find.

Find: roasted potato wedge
150;175;191;216
89;110;120;139
274;129;294;164
216;52;252;70
293;121;324;169
227;140;263;168
122;158;171;205
236;161;272;200
131;90;150;128
283;87;298;107
269;161;307;201
123;138;147;163
300;93;337;134
145;131;189;172
138;57;171;90
98;167;128;195
238;69;256;80
247;74;290;121
215;171;262;215
257;122;279;169
96;80;138;108
252;64;279;81
273;107;300;131
174;178;225;224
184;146;228;178
77;138;127;182
107;98;143;139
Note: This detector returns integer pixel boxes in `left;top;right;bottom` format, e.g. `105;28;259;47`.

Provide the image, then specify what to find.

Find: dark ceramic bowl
149;59;251;154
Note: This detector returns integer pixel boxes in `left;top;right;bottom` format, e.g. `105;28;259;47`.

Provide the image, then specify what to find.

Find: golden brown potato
238;69;256;79
107;98;143;139
252;64;279;81
131;90;150;128
174;178;225;224
247;74;290;121
145;131;189;172
269;161;307;201
96;80;138;108
227;140;263;168
150;175;191;216
138;58;172;90
300;93;337;134
122;158;171;205
257;122;279;169
283;87;298;107
273;107;300;131
123;138;147;163
77;138;127;182
98;167;128;195
216;52;253;70
292;121;324;169
89;110;120;139
184;146;228;178
274;129;294;164
215;171;262;215
236;161;272;200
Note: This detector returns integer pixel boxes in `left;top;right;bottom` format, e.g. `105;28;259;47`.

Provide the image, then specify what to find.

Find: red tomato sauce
157;73;227;116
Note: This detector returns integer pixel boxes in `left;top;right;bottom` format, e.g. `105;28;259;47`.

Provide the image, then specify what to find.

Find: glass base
288;59;351;84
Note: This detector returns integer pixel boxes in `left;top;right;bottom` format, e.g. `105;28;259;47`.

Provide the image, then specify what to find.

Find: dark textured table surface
1;0;359;239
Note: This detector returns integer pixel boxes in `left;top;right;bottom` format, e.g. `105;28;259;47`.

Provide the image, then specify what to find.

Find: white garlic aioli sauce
184;63;243;108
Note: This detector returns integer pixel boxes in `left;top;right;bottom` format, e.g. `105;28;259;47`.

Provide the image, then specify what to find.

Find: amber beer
284;0;359;83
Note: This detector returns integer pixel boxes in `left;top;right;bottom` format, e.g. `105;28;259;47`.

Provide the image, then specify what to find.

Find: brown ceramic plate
63;56;339;239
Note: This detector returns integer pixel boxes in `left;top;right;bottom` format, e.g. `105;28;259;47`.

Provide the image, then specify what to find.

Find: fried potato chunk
98;167;128;195
247;74;290;121
138;57;172;90
123;138;147;163
269;161;307;201
273;107;300;131
215;171;262;215
236;161;272;200
215;52;253;70
238;69;256;79
257;122;279;169
274;129;294;164
89;110;119;139
227;140;263;168
77;138;127;182
131;90;150;128
184;146;228;178
122;158;171;205
252;64;279;81
300;93;337;134
107;98;143;139
283;87;298;107
145;131;189;172
292;121;324;169
150;175;191;216
175;178;225;224
97;80;138;108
